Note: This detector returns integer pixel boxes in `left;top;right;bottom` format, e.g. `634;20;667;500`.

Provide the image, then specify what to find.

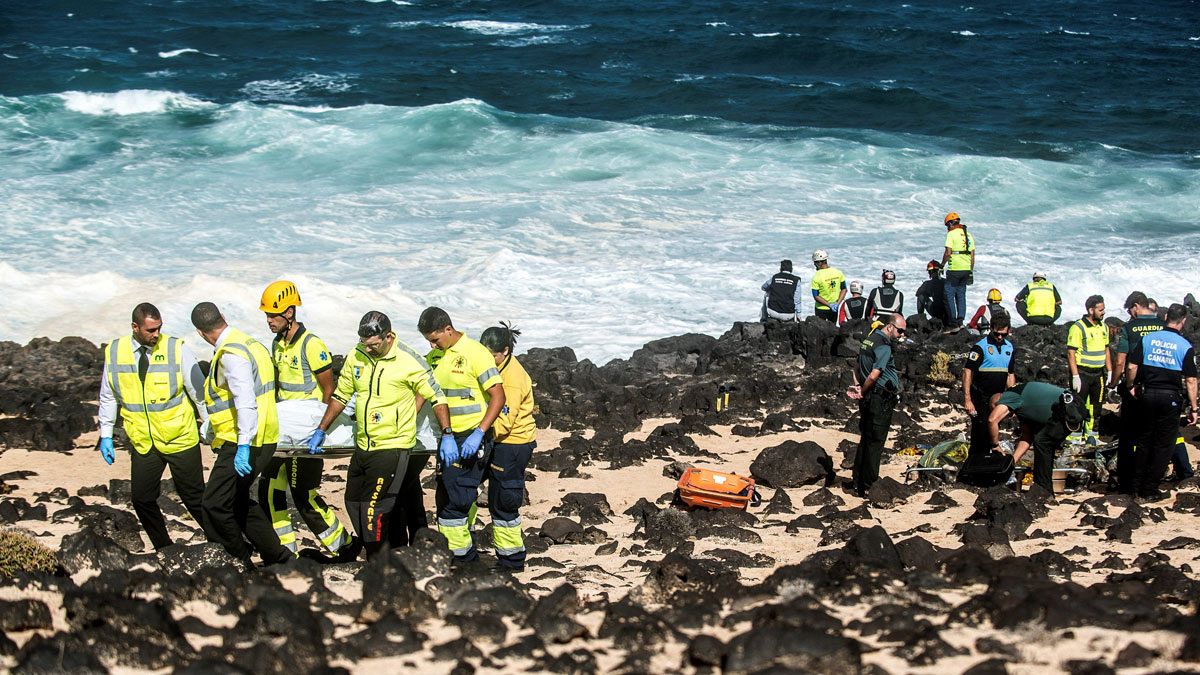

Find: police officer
1066;294;1113;445
810;250;847;322
761;259;802;322
962;312;1017;461
847;313;906;497
867;270;904;319
98;302;207;550
418;307;507;563
916;260;948;324
987;381;1085;493
191;302;292;568
1124;303;1198;501
940;212;975;330
1112;291;1165;494
1015;272;1062;325
308;311;451;559
258;280;356;561
838;281;871;324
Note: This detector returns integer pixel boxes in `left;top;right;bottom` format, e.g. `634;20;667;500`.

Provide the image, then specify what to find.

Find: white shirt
212;326;259;447
98;336;207;439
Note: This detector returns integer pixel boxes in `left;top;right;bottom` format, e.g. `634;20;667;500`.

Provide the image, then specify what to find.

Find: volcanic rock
749;440;833;488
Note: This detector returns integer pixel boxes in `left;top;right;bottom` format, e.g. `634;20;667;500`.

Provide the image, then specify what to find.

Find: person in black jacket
916;260;948;324
761;259;802;322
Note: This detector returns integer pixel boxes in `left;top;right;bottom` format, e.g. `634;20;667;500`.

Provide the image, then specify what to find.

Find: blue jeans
943;272;969;326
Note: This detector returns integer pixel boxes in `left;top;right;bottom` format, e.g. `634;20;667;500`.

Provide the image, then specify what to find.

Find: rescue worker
1112;291;1164;494
847;313;906;497
418;307;506;564
1124;303;1198;501
1015;272;1062;325
761;259;802;322
940;212;975;331
962;312;1017;461
478;322;537;570
838;281;872;324
867;270;904;319
191;302;292;568
258;280;357;561
1066;295;1113;445
988;381;1085;493
967;288;1006;333
810;250;847;322
98;302;207;550
916;260;948;324
308;311;451;559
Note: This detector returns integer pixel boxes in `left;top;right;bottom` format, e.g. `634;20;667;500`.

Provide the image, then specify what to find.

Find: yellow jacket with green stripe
333;337;446;451
432;335;504;433
493;355;536;444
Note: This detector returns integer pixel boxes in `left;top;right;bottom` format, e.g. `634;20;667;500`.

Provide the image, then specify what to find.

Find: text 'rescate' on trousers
130;443;205;550
201;443;291;565
259;456;351;555
1135;389;1182;497
853;390;897;497
345;446;409;559
435;429;494;563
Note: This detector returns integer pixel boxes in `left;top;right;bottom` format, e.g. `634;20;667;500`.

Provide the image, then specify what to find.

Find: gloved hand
307;428;326;455
459;428;486;461
234;444;253;477
99;437;115;465
439;434;459;466
1071;374;1082;392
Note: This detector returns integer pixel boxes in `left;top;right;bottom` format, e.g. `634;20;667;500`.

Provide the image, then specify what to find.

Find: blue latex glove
459;428;485;461
308;429;326;455
99;437;115;465
438;434;459;466
234;444;253;477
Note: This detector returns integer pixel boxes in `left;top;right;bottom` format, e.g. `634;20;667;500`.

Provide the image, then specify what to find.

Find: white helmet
812;249;828;263
849;280;864;294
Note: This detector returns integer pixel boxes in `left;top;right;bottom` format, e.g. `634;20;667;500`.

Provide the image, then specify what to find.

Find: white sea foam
240;74;356;100
953;30;977;36
158;48;218;58
445;20;581;35
57;89;211;115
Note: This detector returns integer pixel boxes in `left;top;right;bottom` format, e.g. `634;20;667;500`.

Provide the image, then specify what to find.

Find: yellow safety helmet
987;288;1002;303
260;280;302;314
944;212;961;225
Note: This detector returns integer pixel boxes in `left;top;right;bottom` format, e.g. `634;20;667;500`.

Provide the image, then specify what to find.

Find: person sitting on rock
987;381;1085;493
1015;272;1062;325
916;260;948;325
761;259;802;322
867;270;904;319
968;288;1007;333
838;281;872;325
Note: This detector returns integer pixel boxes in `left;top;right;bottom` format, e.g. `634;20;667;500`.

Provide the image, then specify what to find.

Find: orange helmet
944;212;961;225
260;280;301;313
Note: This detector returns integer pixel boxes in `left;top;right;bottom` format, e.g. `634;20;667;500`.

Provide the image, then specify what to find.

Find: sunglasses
894;328;907;335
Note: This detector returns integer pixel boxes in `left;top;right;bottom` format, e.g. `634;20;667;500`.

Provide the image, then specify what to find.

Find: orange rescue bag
676;467;760;510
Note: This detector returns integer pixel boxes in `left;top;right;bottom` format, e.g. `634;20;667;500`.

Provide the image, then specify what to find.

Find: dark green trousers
854;390;897;496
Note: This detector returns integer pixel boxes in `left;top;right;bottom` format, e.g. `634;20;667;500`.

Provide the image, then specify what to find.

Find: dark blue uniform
964;336;1016;459
1128;327;1197;497
1116;314;1165;493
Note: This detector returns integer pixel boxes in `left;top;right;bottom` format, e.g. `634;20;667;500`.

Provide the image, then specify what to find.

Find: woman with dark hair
478;322;537;571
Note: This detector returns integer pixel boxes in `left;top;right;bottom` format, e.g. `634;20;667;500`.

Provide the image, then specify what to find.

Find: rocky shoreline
0;314;1198;673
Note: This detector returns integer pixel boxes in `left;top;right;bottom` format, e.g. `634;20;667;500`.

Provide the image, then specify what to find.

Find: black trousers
814;307;837;322
201;442;290;565
130;444;205;550
1135;389;1182;496
345;447;409;558
967;389;1001;460
1077;367;1104;433
853;390;897;496
1117;386;1140;494
258;456;350;554
1028;418;1070;493
435;429;496;562
486;442;534;569
392;453;431;546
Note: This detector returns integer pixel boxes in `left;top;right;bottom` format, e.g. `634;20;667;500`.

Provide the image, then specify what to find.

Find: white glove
1071;374;1082;392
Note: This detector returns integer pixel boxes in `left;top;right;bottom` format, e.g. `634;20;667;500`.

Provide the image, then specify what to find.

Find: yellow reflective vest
944;227;975;271
204;328;279;447
1067;317;1109;370
333;338;446;451
273;325;332;402
1023;280;1057;318
104;334;199;454
433;335;503;433
493;355;536;444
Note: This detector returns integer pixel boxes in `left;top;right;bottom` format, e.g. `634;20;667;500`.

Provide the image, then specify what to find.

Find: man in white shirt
98;302;207;550
191;302;291;567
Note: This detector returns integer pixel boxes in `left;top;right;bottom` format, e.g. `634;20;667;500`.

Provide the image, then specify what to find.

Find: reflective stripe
109;364;138;373
494;545;525;556
439;517;468;527
443;388;473;398
492;517;522;528
449;404;482;416
395;340;444;398
476;368;500;386
122;392;186;413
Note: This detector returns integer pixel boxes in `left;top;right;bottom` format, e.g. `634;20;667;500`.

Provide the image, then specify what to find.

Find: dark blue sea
1;0;1198;358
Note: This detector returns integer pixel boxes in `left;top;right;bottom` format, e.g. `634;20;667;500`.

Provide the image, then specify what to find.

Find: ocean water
1;0;1198;362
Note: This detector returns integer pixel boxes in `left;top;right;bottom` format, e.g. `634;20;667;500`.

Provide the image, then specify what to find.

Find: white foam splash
57;89;211;115
158;48;218;58
240;74;356;100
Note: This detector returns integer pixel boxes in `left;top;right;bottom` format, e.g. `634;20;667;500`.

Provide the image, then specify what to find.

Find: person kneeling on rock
986;382;1085;493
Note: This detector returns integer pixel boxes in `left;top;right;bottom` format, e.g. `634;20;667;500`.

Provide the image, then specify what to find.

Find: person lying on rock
987;382;1085;492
